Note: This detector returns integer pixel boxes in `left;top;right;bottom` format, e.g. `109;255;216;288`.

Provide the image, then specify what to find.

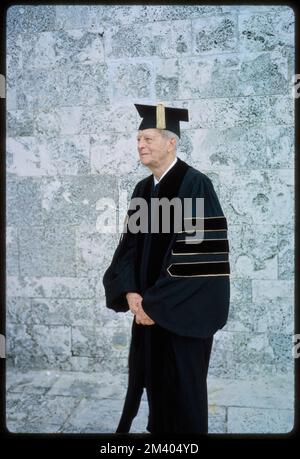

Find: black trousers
144;325;214;434
115;323;214;434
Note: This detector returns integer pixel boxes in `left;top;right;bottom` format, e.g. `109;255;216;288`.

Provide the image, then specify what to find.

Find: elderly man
103;103;230;434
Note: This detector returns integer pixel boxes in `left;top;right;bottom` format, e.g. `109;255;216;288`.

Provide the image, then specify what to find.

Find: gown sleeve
141;174;231;338
102;184;140;313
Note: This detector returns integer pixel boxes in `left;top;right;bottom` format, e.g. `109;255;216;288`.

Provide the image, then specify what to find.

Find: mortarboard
134;102;189;138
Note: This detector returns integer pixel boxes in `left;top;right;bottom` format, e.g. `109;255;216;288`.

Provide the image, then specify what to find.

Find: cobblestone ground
6;367;294;434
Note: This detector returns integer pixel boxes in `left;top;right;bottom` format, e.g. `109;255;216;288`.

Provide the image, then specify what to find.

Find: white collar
153;157;178;186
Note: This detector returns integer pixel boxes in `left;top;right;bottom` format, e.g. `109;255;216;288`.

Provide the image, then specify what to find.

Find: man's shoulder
131;174;152;196
185;164;213;188
135;174;152;188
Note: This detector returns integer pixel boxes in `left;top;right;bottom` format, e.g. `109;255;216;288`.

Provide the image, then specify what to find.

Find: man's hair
159;129;179;148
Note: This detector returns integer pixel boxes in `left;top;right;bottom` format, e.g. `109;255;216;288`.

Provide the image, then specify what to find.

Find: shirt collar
153;157;178;186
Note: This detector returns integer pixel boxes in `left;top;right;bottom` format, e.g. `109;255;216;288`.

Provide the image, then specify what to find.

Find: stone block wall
6;5;294;381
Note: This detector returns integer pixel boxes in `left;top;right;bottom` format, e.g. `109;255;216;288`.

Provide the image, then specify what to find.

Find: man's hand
126;292;142;315
126;292;155;326
135;304;155;326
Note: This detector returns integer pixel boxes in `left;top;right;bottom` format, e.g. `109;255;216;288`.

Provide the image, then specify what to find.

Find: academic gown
103;157;230;434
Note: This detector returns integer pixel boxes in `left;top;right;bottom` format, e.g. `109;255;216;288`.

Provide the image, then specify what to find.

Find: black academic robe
103;157;230;433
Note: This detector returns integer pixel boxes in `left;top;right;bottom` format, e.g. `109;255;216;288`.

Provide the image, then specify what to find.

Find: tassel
156;103;166;129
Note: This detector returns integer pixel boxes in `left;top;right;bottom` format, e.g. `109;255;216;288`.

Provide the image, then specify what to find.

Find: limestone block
155;58;179;100
252;280;293;302
95;326;130;360
192;15;237;54
17;67;64;110
90;132;140;175
72;325;130;361
7;135;91;176
18;64;109;110
109;62;153;101
277;223;294;280
71;325;98;357
230;278;252;304
189;127;265;169
66;356;96;372
190;125;294;169
58;398;125;433
8;134;90;176
176;95;293;130
235;362;277;380
6;276;95;299
95;303;130;328
208;405;227;433
103;5;226;25
31;298;96;326
6;324;34;365
263;95;294;125
22;30;105;70
219;169;294;225
223;301;254;333
18;225;76;277
40;135;90;175
229;224;278;279
106;20;191;59
6;368;59;395
226;296;293;337
6;86;17;111
7;177;43;226
6;226;19;276
81;104;137;135
238;9;294;52
34;107;81;136
7;5;56;34
268;332;294;371
41;175;117;227
7;297;32;324
7;110;34;137
76;230;120;276
265;126;294;169
7;421;61;433
228;406;293;433
55;5;113;31
32;104;136;137
6;392;78;429
208;374;293;409
47;370;125;399
6;33;22;92
94;357;128;376
208;331;237;379
253;298;293;334
7;137;40;176
233;331;275;366
32;324;71;358
178;52;288;99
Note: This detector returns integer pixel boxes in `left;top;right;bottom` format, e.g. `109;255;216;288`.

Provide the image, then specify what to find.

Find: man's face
137;128;171;168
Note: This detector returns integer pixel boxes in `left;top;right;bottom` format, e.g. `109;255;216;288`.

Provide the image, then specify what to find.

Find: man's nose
138;140;146;149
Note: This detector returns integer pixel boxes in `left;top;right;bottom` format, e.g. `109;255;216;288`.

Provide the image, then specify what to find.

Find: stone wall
6;5;294;382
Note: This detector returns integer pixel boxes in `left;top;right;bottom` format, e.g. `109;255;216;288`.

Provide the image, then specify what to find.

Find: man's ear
169;137;176;150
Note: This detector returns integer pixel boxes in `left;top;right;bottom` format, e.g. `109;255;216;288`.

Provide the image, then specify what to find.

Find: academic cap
134;103;189;138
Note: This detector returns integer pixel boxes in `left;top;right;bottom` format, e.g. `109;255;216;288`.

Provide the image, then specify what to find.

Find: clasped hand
126;292;155;326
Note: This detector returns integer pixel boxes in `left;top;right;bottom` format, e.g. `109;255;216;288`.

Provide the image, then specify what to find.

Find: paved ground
5;367;294;434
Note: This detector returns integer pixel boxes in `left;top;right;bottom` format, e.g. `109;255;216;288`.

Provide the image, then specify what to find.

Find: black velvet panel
168;261;230;277
134;158;190;289
147;159;190;287
173;239;229;254
136;175;153;275
183;216;227;231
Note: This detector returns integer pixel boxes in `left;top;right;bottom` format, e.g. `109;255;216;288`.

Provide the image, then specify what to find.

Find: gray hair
159;129;179;148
